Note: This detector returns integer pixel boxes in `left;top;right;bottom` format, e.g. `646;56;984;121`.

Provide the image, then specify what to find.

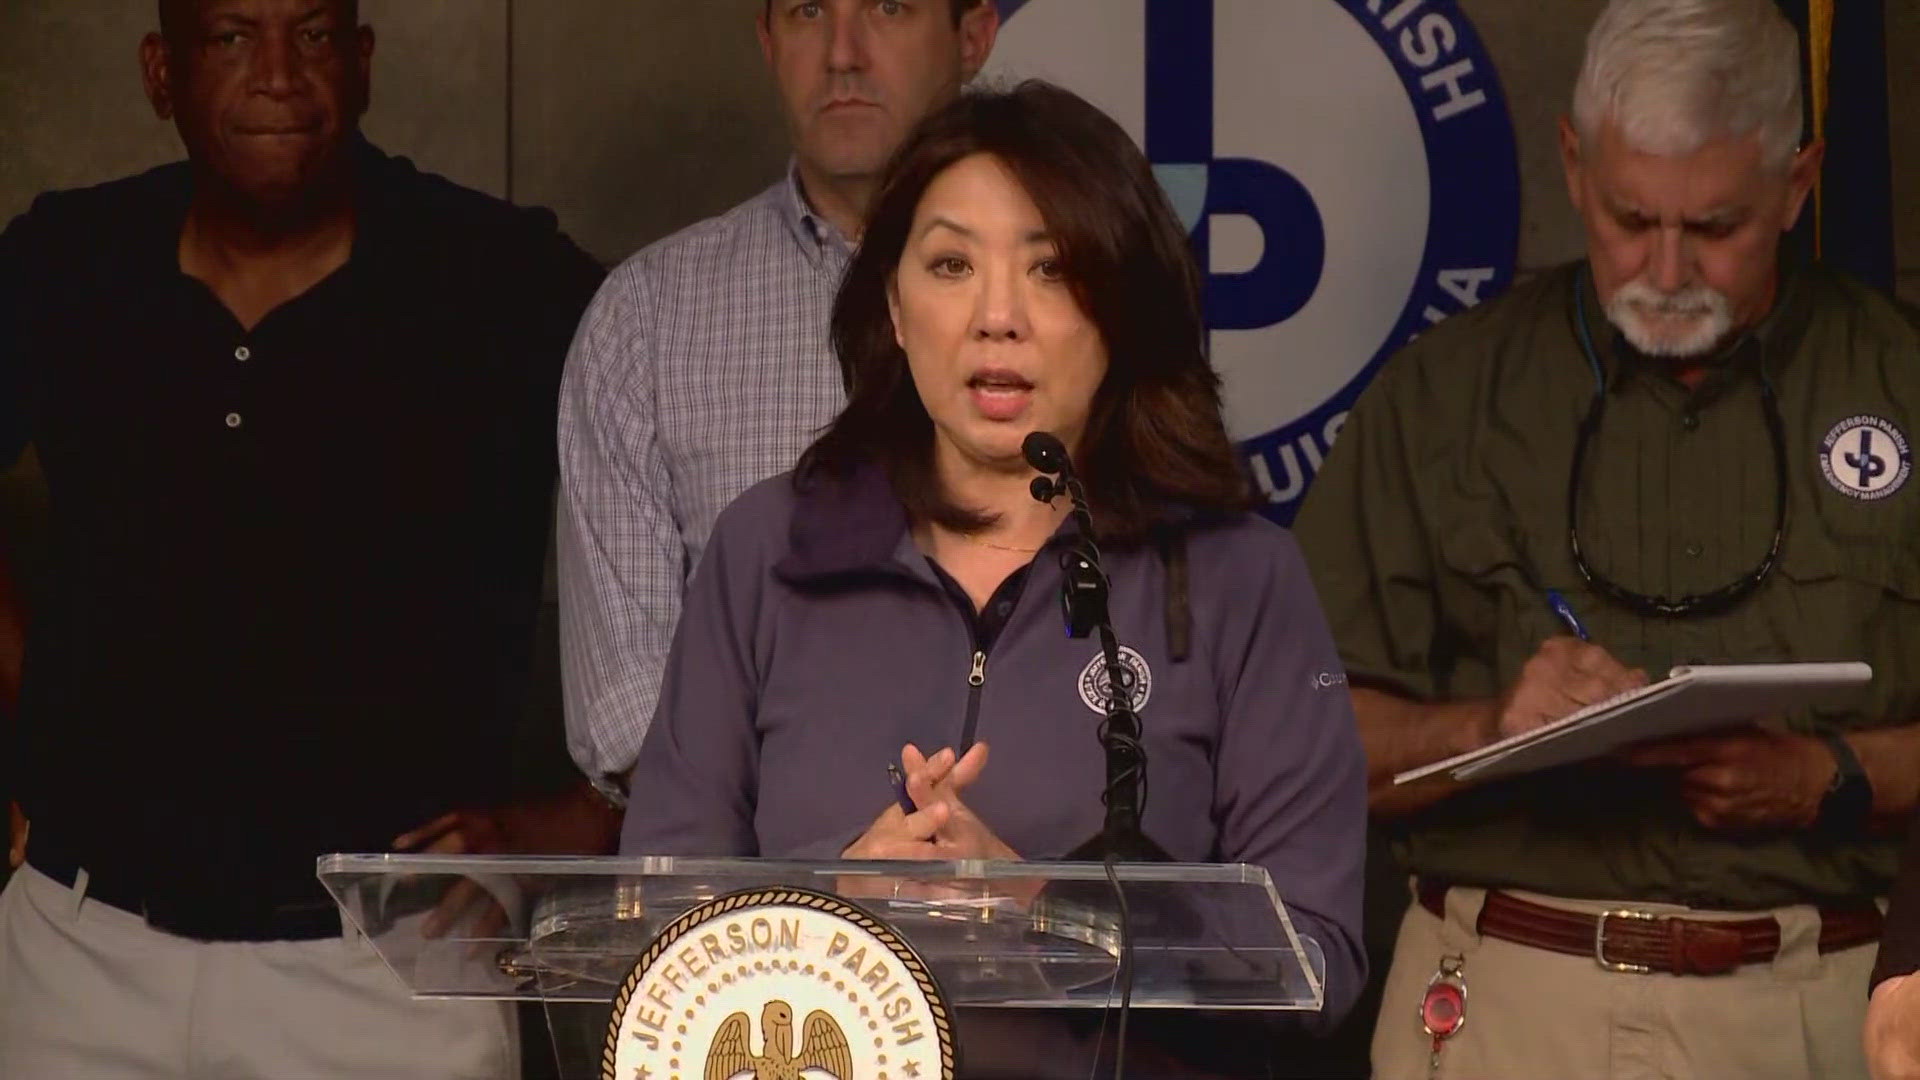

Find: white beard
1605;279;1735;358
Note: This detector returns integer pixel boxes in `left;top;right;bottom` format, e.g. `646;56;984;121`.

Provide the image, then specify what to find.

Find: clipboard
1393;661;1873;785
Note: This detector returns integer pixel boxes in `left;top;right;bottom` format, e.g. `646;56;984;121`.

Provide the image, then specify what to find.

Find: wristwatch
1815;731;1873;832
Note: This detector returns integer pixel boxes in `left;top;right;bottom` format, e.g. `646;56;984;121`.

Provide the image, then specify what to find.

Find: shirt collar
773;457;1215;588
1573;252;1814;393
138;164;197;277
774;463;914;585
149;135;400;283
776;161;856;267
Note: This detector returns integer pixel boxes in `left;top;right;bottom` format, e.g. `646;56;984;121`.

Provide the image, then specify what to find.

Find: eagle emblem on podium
705;1000;853;1080
605;890;952;1080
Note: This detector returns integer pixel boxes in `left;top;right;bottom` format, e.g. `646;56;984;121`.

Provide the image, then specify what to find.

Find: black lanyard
1566;273;1787;618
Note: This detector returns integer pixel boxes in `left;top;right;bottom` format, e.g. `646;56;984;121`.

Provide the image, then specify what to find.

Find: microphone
1024;432;1071;502
1022;430;1072;476
1024;431;1098;636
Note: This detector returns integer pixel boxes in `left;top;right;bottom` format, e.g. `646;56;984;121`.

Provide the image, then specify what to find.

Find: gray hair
1572;0;1803;170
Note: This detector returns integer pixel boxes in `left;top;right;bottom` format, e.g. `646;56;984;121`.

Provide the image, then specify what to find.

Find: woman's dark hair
798;79;1254;543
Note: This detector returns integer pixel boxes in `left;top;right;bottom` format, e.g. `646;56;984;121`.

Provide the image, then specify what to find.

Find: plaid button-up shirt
557;172;852;790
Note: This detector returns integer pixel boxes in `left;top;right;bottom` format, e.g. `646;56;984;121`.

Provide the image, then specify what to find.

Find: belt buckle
1594;908;1656;974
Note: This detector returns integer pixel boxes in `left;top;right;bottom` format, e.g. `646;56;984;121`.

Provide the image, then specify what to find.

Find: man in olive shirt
1295;1;1920;1076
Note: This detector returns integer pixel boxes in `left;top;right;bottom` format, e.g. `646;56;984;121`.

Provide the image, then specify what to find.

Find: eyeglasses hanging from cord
1566;271;1788;619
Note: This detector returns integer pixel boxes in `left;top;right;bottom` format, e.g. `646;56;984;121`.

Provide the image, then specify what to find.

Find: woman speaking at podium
619;81;1367;1074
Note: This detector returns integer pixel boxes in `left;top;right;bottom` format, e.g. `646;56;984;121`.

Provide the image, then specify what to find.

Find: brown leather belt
1417;882;1882;976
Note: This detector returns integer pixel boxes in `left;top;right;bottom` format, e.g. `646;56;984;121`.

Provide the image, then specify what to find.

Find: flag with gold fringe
1774;0;1895;292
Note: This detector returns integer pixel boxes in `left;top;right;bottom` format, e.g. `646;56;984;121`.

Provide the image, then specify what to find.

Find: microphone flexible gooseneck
1022;431;1170;1080
1022;432;1160;857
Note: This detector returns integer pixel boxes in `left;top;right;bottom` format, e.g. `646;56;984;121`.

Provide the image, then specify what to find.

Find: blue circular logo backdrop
989;0;1520;522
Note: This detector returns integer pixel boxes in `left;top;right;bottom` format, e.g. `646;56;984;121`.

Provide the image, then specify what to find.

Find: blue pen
1546;589;1591;641
886;763;918;814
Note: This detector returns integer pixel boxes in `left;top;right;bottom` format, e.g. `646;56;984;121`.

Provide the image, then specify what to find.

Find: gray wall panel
0;3;182;220
1457;0;1609;271
360;0;509;198
4;1;1909;279
508;0;789;264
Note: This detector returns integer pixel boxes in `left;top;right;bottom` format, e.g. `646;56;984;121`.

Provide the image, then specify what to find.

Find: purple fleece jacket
620;465;1368;1024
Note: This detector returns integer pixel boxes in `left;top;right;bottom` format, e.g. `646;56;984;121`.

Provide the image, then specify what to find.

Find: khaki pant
1372;885;1875;1080
0;865;518;1080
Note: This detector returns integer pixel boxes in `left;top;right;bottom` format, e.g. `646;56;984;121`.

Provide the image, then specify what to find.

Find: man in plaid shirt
558;0;1000;805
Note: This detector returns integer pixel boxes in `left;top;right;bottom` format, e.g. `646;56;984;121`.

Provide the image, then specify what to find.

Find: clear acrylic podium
319;854;1326;1079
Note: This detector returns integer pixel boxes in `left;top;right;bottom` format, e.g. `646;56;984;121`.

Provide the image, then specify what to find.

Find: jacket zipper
960;649;986;750
922;559;1021;752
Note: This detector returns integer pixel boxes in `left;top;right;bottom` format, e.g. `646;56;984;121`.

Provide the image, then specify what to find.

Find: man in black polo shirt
0;2;607;1076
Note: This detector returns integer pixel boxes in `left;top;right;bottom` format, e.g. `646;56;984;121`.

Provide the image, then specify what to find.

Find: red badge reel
1420;954;1467;1077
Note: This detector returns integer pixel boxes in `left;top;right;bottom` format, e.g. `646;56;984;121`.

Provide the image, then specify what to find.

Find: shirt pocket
1763;529;1920;730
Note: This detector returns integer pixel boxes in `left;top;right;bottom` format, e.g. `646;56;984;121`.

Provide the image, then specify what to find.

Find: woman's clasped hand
843;742;1020;862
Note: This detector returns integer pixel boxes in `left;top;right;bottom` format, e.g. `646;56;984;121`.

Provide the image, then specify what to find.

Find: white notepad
1392;661;1874;785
